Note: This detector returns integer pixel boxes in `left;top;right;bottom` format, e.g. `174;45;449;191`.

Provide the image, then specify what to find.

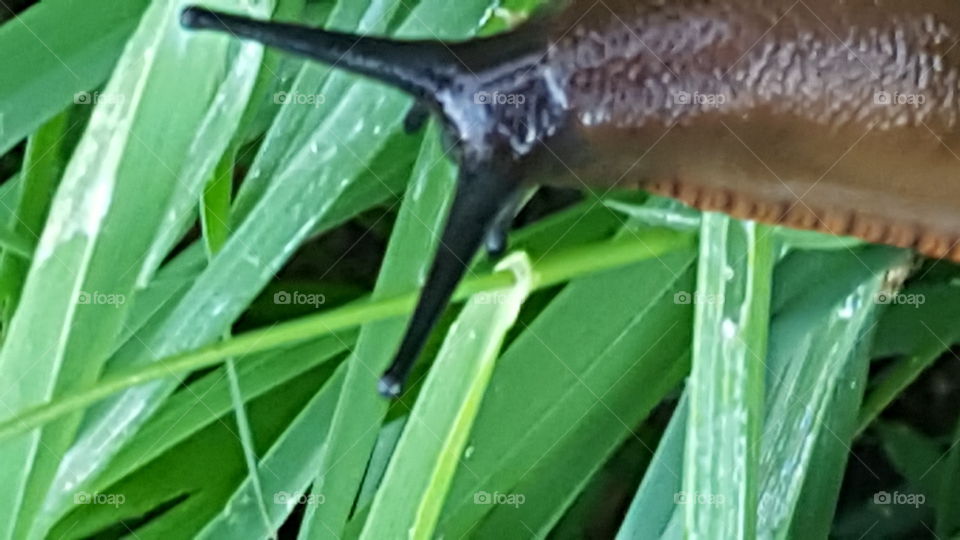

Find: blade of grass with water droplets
760;247;910;539
360;253;533;539
0;0;271;536
435;231;695;538
0;0;150;154
45;0;422;520
684;213;773;539
297;0;505;533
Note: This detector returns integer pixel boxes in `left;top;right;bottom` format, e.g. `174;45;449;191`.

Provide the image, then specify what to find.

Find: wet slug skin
181;0;960;395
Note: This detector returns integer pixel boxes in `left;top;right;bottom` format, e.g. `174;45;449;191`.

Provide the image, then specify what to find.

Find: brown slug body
181;0;960;394
537;0;960;259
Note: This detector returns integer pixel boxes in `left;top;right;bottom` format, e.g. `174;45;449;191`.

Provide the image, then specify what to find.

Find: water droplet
837;295;856;320
722;318;737;339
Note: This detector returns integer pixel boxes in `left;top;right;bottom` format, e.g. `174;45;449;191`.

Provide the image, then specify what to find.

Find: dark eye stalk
180;6;535;397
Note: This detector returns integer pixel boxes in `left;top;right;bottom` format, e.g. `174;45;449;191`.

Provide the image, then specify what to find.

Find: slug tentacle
181;6;559;396
180;6;464;100
483;189;526;257
379;158;520;397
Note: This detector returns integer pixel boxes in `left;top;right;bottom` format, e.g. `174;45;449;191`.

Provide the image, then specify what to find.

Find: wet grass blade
0;0;149;154
360;253;533;539
296;120;456;539
684;214;773;538
52;0;418;513
760;247;911;538
199;145;273;535
89;335;353;495
0;0;270;535
0;230;691;443
435;232;696;538
296;0;507;533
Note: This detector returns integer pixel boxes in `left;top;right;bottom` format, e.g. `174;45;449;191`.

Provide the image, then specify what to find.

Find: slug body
181;0;960;395
540;0;960;259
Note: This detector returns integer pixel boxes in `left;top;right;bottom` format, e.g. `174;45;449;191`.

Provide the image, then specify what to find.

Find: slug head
180;6;568;397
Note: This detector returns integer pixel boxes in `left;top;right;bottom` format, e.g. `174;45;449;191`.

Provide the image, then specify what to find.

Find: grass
0;0;958;538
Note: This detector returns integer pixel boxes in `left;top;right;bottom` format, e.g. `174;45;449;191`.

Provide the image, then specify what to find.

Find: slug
180;0;960;396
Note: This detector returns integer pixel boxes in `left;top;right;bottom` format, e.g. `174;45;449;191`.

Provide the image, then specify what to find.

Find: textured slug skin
526;0;960;259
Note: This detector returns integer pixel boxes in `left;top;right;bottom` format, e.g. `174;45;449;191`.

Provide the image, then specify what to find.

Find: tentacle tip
377;373;404;399
180;6;215;29
484;235;507;259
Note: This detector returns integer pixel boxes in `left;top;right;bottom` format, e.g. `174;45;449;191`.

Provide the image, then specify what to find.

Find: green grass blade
49;354;338;538
0;177;22;215
90;335;352;495
684;214;772;539
193;366;346;538
360;253;533;539
230;0;403;224
0;109;67;323
0;230;691;442
616;394;689;540
297;119;456;539
759;247;911;538
856;348;942;436
355;417;408;511
0;225;34;261
297;0;508;532
783;321;873;540
0;0;271;535
50;0;420;509
857;280;960;434
937;417;960;537
200;148;235;257
472;268;694;536
435;236;696;538
0;0;150;154
199;144;273;536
